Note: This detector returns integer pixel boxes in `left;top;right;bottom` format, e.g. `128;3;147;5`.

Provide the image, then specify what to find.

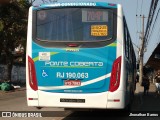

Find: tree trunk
6;51;13;83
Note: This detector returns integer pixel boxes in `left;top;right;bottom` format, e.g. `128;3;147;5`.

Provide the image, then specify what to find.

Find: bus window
124;25;129;58
36;8;114;42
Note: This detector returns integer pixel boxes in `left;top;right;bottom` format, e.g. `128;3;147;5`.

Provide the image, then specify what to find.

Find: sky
33;0;160;64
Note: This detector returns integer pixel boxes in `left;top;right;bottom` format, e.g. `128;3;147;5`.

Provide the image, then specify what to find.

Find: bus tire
36;107;42;109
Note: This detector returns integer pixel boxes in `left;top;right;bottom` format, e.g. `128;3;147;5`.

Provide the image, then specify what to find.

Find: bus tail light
28;56;38;91
109;56;121;92
108;3;116;6
67;43;78;47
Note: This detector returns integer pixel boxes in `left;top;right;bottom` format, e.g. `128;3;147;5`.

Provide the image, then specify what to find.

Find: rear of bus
26;2;125;109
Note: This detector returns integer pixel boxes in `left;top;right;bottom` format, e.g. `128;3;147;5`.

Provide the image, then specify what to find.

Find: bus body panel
107;91;125;109
38;91;109;108
32;42;116;93
27;89;125;109
37;90;125;109
27;90;39;106
26;2;136;109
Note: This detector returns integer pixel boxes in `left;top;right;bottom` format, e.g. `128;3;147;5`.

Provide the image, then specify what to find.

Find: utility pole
139;15;145;84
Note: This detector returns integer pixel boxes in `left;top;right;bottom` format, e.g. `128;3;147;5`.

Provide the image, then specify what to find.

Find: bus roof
33;1;118;10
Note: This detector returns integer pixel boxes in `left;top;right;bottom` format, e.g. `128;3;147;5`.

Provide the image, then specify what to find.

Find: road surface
0;83;160;120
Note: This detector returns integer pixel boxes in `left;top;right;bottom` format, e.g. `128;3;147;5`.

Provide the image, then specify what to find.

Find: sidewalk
132;82;160;111
135;82;156;94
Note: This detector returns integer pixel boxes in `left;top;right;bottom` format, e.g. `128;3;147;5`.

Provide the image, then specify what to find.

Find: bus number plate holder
60;98;85;103
64;80;81;86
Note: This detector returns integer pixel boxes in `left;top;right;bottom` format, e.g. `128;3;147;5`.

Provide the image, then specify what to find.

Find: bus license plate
60;98;85;103
64;80;81;86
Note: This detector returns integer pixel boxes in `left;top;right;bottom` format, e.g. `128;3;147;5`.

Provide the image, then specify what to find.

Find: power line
144;0;159;48
146;7;160;46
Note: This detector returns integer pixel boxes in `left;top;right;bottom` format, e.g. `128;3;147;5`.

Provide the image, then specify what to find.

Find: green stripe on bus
33;57;39;62
107;42;117;47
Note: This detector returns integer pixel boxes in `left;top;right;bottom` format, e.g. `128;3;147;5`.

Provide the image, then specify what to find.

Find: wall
0;65;26;83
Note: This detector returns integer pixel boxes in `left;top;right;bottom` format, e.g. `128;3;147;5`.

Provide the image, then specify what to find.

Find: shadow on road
132;91;160;111
63;90;160;120
63;110;130;120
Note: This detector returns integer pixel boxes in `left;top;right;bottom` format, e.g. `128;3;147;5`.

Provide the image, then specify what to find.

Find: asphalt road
0;83;160;120
0;89;67;120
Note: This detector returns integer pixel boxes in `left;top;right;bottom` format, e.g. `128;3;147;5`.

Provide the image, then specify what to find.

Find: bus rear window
36;8;114;42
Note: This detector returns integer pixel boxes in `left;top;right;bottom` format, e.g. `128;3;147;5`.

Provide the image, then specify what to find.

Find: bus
26;1;136;110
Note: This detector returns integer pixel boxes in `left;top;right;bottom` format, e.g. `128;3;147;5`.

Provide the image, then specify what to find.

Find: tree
0;0;10;4
0;0;30;81
0;0;46;82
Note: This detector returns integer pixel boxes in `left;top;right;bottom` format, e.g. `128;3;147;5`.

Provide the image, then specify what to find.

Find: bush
1;82;11;91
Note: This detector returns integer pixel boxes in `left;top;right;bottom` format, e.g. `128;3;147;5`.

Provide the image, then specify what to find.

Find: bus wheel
124;92;133;112
36;107;42;109
124;103;131;112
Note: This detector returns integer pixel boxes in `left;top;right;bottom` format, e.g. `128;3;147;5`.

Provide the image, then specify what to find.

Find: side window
130;45;133;63
124;25;129;58
128;37;131;60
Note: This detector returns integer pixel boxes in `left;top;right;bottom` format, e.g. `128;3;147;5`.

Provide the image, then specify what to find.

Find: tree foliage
0;0;30;81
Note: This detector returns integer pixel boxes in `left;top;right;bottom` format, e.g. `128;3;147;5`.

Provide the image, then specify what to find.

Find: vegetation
0;0;35;81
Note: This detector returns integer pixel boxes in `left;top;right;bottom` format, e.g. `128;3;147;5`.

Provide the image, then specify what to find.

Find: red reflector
114;99;120;102
28;98;33;100
109;56;121;92
28;56;38;91
28;98;38;100
68;44;78;47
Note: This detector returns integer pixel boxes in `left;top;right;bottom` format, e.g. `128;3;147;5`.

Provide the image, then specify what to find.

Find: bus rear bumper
27;90;125;109
107;90;125;109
